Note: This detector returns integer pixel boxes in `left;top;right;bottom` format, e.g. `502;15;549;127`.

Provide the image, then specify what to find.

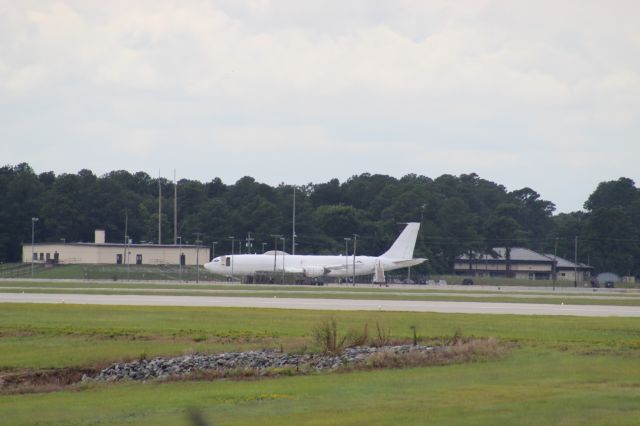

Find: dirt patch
0;367;99;395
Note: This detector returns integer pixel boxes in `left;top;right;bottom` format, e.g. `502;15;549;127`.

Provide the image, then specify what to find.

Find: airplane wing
391;258;427;268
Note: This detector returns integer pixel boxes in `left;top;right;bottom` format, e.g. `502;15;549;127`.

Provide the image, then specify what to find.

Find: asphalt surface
2;292;639;317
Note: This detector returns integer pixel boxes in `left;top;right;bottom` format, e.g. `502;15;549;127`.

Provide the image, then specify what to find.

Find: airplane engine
303;266;328;278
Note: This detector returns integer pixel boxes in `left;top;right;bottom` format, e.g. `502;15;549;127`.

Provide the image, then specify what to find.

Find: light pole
125;235;131;281
271;234;282;277
229;236;235;281
177;236;182;282
211;241;218;261
344;237;351;284
195;234;202;284
352;234;358;286
280;237;286;284
31;217;38;277
553;237;558;291
292;186;296;255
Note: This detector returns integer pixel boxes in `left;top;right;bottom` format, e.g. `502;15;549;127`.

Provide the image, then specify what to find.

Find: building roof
543;254;593;270
28;242;207;249
457;247;553;263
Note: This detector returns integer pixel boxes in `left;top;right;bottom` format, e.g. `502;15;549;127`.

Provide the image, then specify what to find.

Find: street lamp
344;237;351;284
31;217;39;277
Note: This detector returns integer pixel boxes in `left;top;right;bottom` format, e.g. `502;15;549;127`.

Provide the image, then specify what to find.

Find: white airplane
204;222;426;282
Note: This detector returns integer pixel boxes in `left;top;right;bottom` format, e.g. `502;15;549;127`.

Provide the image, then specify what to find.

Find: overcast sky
2;1;639;213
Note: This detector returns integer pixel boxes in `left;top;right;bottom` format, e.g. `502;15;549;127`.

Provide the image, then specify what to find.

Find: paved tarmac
2;292;639;317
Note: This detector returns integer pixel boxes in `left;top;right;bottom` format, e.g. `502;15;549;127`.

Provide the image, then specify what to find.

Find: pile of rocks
87;345;435;382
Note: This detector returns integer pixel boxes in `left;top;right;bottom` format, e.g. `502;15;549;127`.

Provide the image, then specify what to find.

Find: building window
136;254;142;265
46;253;51;261
116;254;123;264
39;253;44;261
54;252;59;262
33;253;37;260
180;254;186;266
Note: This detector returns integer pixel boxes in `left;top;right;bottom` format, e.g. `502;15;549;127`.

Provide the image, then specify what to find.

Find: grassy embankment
0;303;639;424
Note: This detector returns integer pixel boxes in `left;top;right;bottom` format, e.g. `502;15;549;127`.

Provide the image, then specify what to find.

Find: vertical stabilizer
381;222;420;260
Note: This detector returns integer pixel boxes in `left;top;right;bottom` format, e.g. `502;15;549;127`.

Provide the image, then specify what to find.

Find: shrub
312;319;347;354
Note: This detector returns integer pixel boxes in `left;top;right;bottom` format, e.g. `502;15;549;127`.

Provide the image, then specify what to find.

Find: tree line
1;163;638;276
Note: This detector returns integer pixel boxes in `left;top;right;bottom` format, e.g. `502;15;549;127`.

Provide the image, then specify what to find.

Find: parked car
461;278;474;285
605;281;615;288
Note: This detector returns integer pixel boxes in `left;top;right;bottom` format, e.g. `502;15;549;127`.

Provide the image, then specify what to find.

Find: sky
1;1;639;213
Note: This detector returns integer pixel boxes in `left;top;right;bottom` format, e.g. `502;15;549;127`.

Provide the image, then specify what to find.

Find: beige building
455;247;592;282
22;229;210;266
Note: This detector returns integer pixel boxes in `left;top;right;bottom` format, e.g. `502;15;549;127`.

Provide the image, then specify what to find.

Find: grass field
1;303;640;424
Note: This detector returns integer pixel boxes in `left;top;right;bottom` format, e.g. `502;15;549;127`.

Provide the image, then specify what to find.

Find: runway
2;292;639;317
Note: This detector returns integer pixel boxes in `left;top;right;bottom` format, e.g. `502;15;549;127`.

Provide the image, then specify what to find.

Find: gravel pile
87;345;435;382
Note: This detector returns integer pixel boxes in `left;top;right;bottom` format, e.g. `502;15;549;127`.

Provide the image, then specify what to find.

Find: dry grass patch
364;338;512;370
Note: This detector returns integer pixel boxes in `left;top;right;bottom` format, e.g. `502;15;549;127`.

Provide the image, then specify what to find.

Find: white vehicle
204;222;426;282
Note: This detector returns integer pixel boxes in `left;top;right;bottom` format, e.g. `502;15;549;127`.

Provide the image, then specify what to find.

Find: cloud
1;0;639;212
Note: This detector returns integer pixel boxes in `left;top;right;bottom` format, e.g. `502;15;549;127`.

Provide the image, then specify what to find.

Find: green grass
1;304;640;424
1;304;639;370
1;348;639;425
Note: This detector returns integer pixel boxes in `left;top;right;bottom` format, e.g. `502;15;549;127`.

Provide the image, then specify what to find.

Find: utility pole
173;169;177;245
271;234;282;275
195;232;202;283
344;237;351;284
31;217;38;277
292;186;296;255
211;241;218;261
229;236;235;281
125;234;130;281
352;234;358;286
553;237;558;291
280;237;286;284
158;169;162;244
123;210;128;265
574;236;578;288
177;236;182;282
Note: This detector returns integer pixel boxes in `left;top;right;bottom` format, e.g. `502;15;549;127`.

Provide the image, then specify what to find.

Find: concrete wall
23;243;210;266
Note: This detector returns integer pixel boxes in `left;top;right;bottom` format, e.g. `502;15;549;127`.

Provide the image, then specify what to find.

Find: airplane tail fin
381;222;420;260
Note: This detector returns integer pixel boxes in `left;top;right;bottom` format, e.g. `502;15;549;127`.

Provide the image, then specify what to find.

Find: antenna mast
173;169;177;245
158;169;162;244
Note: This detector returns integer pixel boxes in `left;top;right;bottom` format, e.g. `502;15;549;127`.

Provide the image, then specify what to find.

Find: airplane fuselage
205;252;424;278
